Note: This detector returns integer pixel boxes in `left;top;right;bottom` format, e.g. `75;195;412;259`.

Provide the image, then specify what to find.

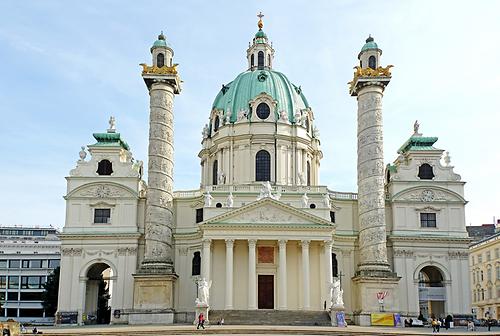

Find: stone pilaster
141;80;176;272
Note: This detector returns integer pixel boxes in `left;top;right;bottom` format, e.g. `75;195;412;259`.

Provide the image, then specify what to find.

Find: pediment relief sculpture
70;183;136;199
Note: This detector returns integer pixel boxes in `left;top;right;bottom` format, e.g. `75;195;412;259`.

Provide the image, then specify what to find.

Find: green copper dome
212;69;310;123
360;36;379;52
255;29;267;38
151;32;171;52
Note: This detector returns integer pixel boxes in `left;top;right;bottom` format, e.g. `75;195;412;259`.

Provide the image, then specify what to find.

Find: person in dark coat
445;314;453;330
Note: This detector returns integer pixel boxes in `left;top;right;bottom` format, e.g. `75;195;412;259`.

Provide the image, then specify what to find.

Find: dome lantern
150;31;174;68
247;12;274;70
358;35;382;70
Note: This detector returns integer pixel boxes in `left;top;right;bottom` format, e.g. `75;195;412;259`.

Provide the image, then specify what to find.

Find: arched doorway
418;266;446;319
84;263;113;324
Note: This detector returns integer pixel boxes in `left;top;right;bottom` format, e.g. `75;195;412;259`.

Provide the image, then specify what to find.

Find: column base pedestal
352;271;401;327
193;303;210;325
129;273;178;325
330;306;347;327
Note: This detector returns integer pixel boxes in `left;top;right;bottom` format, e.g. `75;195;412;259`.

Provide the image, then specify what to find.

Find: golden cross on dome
257;11;264;29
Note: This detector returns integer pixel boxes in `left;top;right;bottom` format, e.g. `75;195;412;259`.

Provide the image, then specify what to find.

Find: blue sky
0;0;499;229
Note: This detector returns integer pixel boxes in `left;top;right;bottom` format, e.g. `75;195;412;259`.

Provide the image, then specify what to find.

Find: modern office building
0;226;60;324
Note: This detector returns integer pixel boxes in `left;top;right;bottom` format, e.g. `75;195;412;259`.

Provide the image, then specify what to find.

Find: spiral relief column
131;32;182;325
349;36;400;325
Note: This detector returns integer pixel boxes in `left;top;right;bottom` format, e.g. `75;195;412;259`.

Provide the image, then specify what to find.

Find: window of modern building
19;309;44;318
212;160;218;185
258;51;264;69
30;260;42;268
332;253;338;277
195;208;204;224
94;208;111;224
256;102;270;120
22;260;29;268
6;308;17;317
7;292;18;301
42;260;48;268
97;159;113;175
48;259;60;269
157;53;165;67
255;150;271;181
9;260;20;268
368;55;376;69
418;163;435;180
20;292;43;301
0;260;6;268
0;276;6;288
8;276;19;289
192;251;201;276
21;276;45;289
420;213;436;228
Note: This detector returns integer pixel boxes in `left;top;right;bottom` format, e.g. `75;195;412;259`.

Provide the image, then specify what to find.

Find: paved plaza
34;324;500;336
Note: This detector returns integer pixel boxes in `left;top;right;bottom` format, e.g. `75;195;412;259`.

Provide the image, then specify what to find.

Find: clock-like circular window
256;103;270;120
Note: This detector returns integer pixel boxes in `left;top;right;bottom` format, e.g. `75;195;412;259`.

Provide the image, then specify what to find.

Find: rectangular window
0;276;6;289
9;260;20;268
22;260;30;268
48;259;60;268
195;208;204;223
7;292;18;301
420;213;437;228
478;254;483;263
0;260;7;268
94;208;111;224
19;308;44;317
487;252;491;261
21;276;45;289
42;259;48;268
6;308;17;317
20;292;43;301
30;260;42;268
8;276;19;289
330;211;336;223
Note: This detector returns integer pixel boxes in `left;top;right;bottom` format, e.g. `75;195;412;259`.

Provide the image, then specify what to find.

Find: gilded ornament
140;63;179;75
348;65;394;91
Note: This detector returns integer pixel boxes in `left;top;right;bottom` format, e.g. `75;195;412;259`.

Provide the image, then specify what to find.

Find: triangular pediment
204;197;333;227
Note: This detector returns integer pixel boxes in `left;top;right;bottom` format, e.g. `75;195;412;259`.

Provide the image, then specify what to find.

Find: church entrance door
258;275;274;309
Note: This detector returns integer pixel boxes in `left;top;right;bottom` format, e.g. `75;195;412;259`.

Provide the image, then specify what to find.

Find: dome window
214;116;220;132
97;159;113;176
258;51;264;69
309;203;316;209
157;53;165;68
368;56;376;70
216;202;223;208
418;163;435;180
255;150;271;182
256;103;270;120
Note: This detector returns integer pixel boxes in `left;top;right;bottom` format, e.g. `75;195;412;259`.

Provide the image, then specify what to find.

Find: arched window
251;54;254;68
307;161;311;186
332;253;338;277
157;53;165;68
368;55;376;70
97;159;113;175
256;103;270;119
255;150;271;181
258;51;264;69
213;116;220;132
418;163;435;180
192;252;201;276
268;54;271;67
212;160;218;185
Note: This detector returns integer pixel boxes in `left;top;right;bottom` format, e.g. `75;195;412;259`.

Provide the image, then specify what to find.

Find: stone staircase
208;310;331;326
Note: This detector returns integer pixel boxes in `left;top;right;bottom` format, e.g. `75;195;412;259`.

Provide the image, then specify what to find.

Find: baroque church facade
57;18;471;326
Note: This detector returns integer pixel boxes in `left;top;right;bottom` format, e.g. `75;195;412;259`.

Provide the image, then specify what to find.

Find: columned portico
301;240;311;310
278;239;288;310
225;239;234;309
248;239;257;309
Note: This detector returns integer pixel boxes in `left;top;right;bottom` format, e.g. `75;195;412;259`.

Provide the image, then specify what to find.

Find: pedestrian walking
197;312;205;329
487;317;492;331
431;318;437;333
